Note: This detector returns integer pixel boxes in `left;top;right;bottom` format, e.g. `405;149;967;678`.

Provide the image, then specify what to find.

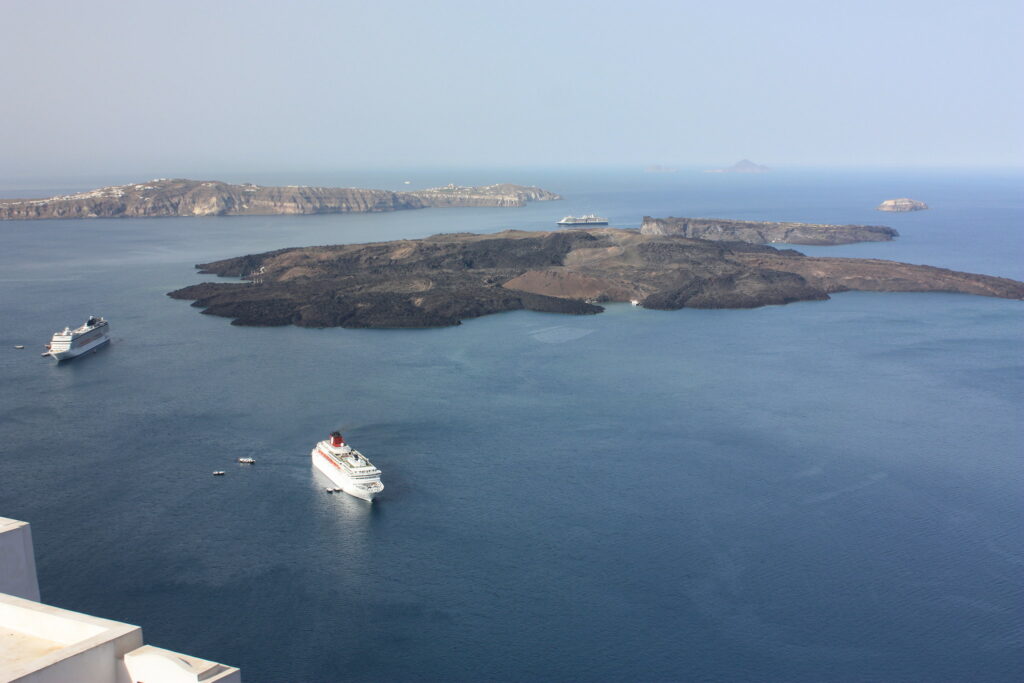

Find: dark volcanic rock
168;228;1023;329
643;270;828;309
641;216;898;245
735;253;1024;299
0;179;561;221
169;231;604;328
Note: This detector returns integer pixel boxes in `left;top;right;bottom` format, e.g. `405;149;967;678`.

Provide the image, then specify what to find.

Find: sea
1;167;1021;681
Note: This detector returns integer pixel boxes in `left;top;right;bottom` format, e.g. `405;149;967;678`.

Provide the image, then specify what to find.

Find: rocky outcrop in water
0;179;561;220
877;198;929;212
640;216;898;245
167;228;1024;329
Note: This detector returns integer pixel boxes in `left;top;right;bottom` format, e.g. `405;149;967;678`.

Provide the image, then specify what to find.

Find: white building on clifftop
0;515;240;683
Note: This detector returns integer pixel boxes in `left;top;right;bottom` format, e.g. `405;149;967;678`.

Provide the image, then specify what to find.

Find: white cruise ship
557;214;609;226
46;316;110;361
311;432;384;502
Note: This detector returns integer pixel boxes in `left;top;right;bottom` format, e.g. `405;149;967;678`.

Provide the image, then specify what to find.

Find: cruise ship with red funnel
311;432;384;502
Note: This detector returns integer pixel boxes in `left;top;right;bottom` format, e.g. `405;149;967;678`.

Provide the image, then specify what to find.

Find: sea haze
1;168;1021;681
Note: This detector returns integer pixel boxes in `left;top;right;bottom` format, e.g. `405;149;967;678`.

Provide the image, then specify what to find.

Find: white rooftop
0;592;141;682
0;516;241;682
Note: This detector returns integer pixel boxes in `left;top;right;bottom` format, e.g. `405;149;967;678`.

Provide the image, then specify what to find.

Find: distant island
641;216;897;246
168;228;1024;329
877;198;929;212
0;179;561;220
644;165;678;173
705;159;770;174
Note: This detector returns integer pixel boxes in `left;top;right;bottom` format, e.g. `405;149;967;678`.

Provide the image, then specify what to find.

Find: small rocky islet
877;198;929;212
168;226;1024;329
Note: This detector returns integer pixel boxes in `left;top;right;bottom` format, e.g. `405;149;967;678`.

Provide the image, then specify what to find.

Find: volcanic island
168;225;1024;329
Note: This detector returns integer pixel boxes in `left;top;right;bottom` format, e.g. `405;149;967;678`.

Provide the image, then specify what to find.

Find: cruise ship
311;432;384;501
46;316;110;361
557;214;609;226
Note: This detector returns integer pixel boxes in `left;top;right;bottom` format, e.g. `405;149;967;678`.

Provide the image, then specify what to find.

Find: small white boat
213;471;225;476
14;345;25;349
237;457;256;464
630;299;640;306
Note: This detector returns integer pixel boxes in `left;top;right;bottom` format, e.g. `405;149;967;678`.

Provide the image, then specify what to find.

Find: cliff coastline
0;179;561;220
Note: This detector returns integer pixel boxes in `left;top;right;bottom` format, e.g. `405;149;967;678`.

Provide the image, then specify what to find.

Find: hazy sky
2;0;1021;177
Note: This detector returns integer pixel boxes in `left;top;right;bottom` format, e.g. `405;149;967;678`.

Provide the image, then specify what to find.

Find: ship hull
311;448;382;502
557;220;608;226
49;335;110;362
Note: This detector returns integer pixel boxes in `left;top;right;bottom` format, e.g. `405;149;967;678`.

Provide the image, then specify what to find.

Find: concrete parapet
0;515;241;682
0;517;41;602
0;592;142;682
124;645;241;683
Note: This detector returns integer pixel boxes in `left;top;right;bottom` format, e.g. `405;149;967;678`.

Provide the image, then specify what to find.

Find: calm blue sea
1;168;1021;681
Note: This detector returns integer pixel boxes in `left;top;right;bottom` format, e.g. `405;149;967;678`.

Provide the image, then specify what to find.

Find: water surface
1;168;1021;681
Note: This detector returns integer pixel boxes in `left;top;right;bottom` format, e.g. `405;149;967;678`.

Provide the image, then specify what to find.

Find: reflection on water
528;324;597;344
310;466;379;568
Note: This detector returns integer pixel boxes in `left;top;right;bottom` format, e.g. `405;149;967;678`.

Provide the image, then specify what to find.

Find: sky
1;0;1021;177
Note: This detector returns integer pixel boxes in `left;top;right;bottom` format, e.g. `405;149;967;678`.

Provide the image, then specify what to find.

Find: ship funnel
330;431;344;447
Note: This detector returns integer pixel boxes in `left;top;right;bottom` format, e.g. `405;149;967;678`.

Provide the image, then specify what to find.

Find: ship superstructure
311;432;384;502
557;214;609;226
47;316;110;361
